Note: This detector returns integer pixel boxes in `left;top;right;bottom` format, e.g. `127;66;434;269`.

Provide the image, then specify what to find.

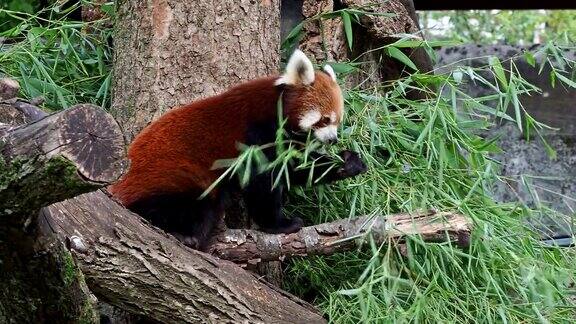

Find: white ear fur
323;65;337;82
275;49;315;86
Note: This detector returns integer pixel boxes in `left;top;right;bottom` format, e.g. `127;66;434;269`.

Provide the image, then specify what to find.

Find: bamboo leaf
342;11;353;49
387;47;417;71
489;56;508;90
555;72;576;88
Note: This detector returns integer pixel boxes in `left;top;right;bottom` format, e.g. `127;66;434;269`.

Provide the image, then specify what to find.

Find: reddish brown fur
110;72;341;208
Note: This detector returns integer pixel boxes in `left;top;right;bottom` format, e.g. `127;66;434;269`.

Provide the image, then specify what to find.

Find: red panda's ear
323;65;337;82
275;49;315;86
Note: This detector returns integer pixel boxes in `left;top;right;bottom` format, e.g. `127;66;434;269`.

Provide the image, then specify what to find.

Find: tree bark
0;78;20;100
40;189;470;323
295;0;434;97
112;0;281;142
210;210;471;264
41;190;325;324
0;101;125;323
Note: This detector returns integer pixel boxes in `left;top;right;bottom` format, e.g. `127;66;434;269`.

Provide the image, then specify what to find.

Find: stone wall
436;45;576;237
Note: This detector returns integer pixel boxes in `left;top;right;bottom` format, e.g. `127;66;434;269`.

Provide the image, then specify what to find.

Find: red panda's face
276;50;344;144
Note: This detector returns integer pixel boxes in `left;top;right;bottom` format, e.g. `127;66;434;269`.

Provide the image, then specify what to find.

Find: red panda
109;50;368;250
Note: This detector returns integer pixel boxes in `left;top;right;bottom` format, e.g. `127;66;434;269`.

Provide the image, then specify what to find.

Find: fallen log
210;210;471;264
41;190;325;324
0;102;125;322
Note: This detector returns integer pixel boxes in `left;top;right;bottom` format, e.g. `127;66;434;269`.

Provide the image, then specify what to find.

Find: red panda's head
276;50;344;144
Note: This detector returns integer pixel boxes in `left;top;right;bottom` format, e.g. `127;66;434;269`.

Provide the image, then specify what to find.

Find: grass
2;3;576;323
0;2;112;110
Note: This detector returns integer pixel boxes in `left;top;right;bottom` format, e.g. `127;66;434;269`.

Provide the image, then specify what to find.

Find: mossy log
0;102;125;323
1;104;126;217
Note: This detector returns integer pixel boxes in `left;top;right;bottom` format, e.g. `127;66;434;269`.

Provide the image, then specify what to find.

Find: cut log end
1;103;127;215
57;104;127;183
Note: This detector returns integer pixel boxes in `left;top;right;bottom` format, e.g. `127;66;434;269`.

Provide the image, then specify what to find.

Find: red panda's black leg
243;172;303;234
127;193;221;251
187;198;223;250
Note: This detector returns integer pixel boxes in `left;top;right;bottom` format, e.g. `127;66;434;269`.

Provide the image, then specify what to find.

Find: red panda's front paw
282;216;304;234
337;150;368;179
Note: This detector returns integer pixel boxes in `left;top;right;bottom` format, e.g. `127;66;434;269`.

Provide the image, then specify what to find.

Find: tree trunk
112;0;281;142
295;0;434;97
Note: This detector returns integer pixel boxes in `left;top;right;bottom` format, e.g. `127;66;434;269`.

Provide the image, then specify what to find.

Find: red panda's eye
315;116;331;128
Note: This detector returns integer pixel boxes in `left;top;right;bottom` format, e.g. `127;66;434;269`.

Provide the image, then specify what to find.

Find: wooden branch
41;190;325;323
0;78;19;99
210;211;471;263
42;189;470;323
1;104;126;217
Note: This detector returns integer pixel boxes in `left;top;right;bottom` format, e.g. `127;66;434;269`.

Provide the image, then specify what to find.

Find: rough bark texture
41;190;325;324
299;0;348;63
0;233;99;324
0;101;125;323
112;0;281;142
210;211;471;263
0;78;19;100
0;98;48;128
345;0;434;96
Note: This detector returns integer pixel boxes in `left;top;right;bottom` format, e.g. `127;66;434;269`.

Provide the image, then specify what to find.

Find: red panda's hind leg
127;193;222;251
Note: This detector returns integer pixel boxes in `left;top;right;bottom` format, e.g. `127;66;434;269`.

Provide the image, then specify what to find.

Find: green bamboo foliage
1;3;576;323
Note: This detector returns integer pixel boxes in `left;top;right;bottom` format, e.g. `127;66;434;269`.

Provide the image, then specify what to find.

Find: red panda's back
110;76;282;207
110;97;246;206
